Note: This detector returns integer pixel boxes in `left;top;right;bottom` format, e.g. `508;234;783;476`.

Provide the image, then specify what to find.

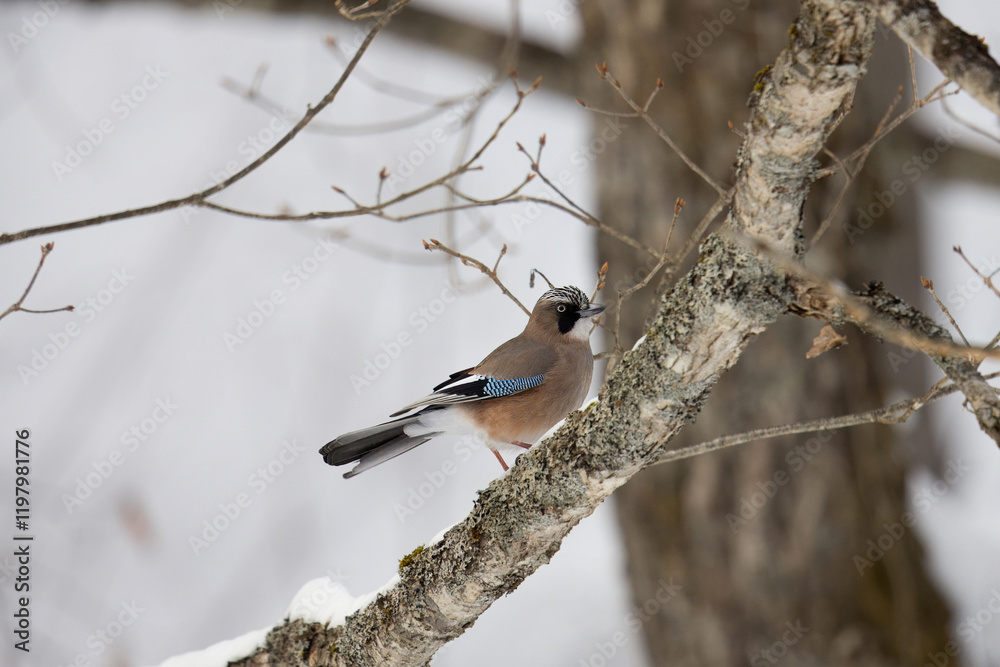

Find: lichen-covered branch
225;2;878;665
853;283;1000;445
738;0;875;254
792;276;1000;445
870;0;1000;117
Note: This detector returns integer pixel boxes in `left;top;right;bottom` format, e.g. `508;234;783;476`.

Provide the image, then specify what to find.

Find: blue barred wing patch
390;372;545;417
483;374;545;397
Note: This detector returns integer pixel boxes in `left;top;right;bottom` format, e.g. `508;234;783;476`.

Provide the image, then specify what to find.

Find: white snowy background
0;1;997;666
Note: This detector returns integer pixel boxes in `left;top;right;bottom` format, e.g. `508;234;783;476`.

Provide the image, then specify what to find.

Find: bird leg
491;448;509;471
510;441;533;449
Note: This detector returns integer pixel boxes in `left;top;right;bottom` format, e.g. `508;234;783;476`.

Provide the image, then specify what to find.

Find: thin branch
0;243;74;322
529;268;555;290
788;272;1000;445
573;98;637;118
514;137;660;258
943;98;1000;145
741;231;1000;363
422;239;529;315
666;190;732;281
324;218;496;266
221;76;455;135
438;0;528;274
954;245;1000;300
0;0;410;247
813;78;957;181
923;275;971;347
609;199;684;359
592;66;728;197
654;375;989;466
809;84;904;247
323;34;459;106
590;262;608;303
219;14;517;138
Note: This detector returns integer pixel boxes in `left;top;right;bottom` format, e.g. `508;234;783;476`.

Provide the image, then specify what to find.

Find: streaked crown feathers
540;285;589;309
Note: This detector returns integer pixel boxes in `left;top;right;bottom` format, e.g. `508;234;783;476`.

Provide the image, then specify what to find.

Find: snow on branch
218;2;879;665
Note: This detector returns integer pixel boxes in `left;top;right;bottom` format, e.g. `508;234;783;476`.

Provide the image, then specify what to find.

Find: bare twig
922;275;971;347
336;0;389;21
813;78;957;182
954;245;1000;300
323;34;459;106
515;136;660;258
666;191;732;281
529;268;555;290
0;0;410;247
422;239;529;315
0;243;74;322
942;98;1000;145
738;230;1000;363
592;66;728;197
810;85;905;247
220;76;453;135
653;374;994;466
609;199;684;358
590;262;608;303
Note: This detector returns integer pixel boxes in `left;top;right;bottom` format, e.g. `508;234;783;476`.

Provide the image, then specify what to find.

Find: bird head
530;285;606;341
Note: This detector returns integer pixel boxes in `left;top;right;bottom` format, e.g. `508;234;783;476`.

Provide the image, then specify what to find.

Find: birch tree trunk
579;0;954;664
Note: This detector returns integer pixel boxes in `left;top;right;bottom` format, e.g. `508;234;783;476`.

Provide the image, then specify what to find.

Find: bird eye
557;304;567;313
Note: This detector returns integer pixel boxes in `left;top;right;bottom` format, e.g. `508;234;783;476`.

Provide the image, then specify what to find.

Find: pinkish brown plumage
321;286;604;477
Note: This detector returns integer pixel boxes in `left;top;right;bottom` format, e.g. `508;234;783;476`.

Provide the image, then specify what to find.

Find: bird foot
491;448;509;471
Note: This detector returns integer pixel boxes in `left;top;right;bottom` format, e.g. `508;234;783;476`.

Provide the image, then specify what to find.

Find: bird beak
579;303;606;318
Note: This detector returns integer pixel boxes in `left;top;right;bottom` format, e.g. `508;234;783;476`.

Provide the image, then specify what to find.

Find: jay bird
320;285;604;478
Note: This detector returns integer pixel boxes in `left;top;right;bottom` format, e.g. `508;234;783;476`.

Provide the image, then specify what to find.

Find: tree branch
225;1;878;664
0;0;409;247
0;243;74;322
653;373;995;466
794;277;1000;445
853;283;1000;445
421;239;529;315
871;0;1000;117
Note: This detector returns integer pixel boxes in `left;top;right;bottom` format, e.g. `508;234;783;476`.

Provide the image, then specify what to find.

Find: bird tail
320;414;442;478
